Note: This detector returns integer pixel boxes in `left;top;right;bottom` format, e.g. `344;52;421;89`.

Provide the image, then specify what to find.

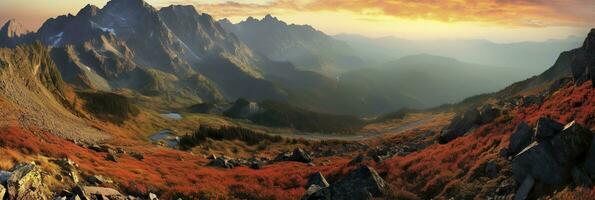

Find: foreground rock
6;163;50;200
439;108;480;144
511;120;593;194
505;122;533;157
72;185;126;200
302;166;390;200
330;166;390;200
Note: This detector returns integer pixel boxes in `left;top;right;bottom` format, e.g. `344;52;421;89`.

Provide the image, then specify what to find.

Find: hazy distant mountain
219;15;366;76
335;34;583;77
340;54;527;107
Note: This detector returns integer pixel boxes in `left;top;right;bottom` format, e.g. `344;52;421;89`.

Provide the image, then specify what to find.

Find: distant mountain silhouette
220;15;366;76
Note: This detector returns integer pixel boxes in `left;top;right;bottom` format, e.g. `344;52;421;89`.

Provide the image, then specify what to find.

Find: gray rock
507;122;533;156
439;107;481;144
301;185;330;200
305;172;329;189
51;158;79;183
7;163;50;200
207;157;234;169
106;153;118;162
512;142;566;186
86;175;113;185
275;148;312;163
129;152;144;161
479;104;500;124
72;185;125;200
508;122;533;156
534;117;563;142
548;121;592;165
513;176;534;200
329;166;390;200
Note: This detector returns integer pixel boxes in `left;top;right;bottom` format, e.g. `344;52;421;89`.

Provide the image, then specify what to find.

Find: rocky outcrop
534;117;563;142
440;104;504;144
506;122;533;157
6;163;50;200
510;120;593;194
301;166;389;200
72;185;125;200
305;172;329;189
275;148;312;163
329;166;390;200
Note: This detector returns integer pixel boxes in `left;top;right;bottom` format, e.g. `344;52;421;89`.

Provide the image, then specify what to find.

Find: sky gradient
0;0;593;42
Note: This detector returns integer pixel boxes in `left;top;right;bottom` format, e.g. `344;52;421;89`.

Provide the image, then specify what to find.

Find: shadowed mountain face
5;0;291;105
220;15;366;76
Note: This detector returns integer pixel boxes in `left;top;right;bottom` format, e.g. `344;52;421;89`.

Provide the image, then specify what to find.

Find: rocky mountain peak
263;14;278;22
583;28;595;52
76;4;100;17
104;0;151;13
0;19;30;38
160;5;199;15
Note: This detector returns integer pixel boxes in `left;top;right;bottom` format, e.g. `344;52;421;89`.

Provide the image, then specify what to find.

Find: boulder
548;121;592;165
533;117;563;142
507;122;533;156
6;163;50;200
305;172;329;189
52;158;79;183
72;186;125;200
301;185;330;200
86;175;113;186
275;148;312;163
512;142;567;186
585;136;595;179
329;166;390;200
438;108;480;144
128;152;144;161
207;157;234;169
479;104;500;124
106;153;118;162
513;176;534;200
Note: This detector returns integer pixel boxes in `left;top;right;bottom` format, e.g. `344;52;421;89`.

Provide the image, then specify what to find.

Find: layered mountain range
219;15;365;76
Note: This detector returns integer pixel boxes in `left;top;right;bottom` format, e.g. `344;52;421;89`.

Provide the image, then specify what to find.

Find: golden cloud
193;0;595;27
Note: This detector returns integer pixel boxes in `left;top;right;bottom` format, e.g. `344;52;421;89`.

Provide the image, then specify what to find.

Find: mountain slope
0;43;109;142
341;54;524;108
220;15;365;75
16;0;287;104
335;34;582;77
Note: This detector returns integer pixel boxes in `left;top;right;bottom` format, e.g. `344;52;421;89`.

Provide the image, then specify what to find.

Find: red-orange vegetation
378;81;594;199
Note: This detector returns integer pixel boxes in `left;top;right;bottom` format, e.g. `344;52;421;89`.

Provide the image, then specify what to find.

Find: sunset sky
1;0;593;42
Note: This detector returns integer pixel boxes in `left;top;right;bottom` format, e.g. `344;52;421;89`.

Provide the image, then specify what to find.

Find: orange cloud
194;0;595;27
